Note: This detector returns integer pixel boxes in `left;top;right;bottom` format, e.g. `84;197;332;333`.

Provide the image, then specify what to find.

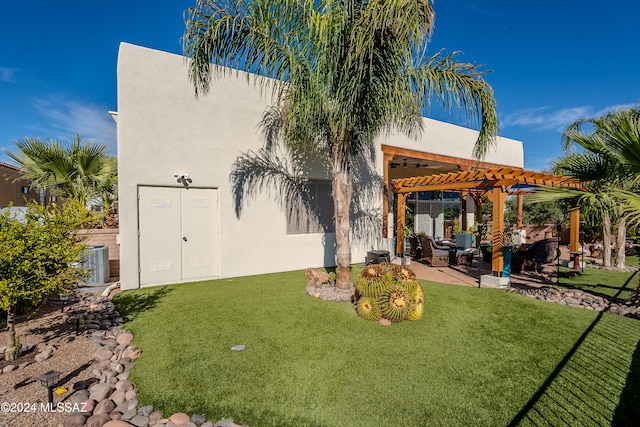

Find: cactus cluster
355;263;424;323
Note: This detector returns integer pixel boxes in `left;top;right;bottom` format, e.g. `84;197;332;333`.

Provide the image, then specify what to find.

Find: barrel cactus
408;285;424;321
356;264;392;297
356;296;382;322
379;284;412;322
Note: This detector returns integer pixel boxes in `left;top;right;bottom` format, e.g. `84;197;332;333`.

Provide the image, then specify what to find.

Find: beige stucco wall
116;42;523;290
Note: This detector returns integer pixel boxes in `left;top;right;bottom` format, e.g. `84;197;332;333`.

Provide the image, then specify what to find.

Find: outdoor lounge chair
517;239;559;272
416;235;472;267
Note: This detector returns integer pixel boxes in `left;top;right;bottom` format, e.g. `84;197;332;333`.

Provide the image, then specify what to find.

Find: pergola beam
391;167;585;276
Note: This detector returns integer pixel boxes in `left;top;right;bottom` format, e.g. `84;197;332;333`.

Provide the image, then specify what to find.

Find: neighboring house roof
0;161;21;172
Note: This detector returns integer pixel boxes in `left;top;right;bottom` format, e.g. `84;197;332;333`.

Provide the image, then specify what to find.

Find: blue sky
1;0;638;170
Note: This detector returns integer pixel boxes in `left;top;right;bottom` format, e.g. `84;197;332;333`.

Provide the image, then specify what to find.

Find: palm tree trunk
332;155;353;290
603;213;612;268
4;305;16;361
615;216;626;268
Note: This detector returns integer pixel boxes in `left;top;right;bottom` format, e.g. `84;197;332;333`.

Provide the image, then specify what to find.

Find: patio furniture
366;250;390;265
418;235;472;267
514;239;559;273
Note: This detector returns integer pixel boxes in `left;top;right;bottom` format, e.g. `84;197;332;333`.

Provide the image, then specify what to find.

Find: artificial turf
113;270;640;426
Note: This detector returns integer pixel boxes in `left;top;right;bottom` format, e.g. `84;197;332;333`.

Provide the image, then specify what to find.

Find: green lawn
114;270;640;427
557;263;639;300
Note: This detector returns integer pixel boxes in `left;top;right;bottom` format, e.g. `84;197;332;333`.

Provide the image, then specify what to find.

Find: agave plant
356;296;382;322
379;285;412;322
356;264;392;297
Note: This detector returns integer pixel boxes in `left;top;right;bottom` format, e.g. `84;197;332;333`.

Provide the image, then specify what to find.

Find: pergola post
570;207;580;253
461;190;468;231
382;153;392;238
491;187;507;276
396;192;409;256
516;194;524;229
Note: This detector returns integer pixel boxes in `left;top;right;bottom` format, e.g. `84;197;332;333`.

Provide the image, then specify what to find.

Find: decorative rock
170;412;191;425
2;365;16;373
111;389;127;405
149;411;163;425
138;405;154;417
122;346;142;359
201;422;215;427
379;318;392;326
63;413;89;427
35;351;51;362
89;383;114;401
70;389;91;405
110;410;123;420
213;419;237;427
127;398;139;411
122;407;138;420
94;398;117;415
104;421;136;427
83;398;98;413
191;414;207;425
231;345;245;351
18;361;31;369
117;331;135;347
125;389;138;400
305;267;329;284
129;414;150;427
87;413;114;427
95;348;114;361
116;379;134;391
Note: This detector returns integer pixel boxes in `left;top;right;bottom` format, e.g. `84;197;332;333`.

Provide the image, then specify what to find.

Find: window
21;186;29;194
286;179;335;234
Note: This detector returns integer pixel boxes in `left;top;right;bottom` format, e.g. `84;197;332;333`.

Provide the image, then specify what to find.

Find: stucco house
115;43;524;290
0;161;43;207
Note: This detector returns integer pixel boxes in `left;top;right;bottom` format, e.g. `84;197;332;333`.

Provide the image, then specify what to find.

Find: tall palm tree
184;0;498;289
542;107;640;268
5;134;117;211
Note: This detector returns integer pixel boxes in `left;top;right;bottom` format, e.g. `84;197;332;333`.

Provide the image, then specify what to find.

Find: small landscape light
70;308;86;335
58;293;70;313
37;370;62;405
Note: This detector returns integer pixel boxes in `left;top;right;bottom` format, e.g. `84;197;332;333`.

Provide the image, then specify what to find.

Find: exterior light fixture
173;173;192;187
58;293;70;313
70;308;86;336
38;370;62;405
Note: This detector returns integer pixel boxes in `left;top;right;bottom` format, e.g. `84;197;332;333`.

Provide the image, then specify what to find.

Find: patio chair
520;239;559;272
417;235;473;267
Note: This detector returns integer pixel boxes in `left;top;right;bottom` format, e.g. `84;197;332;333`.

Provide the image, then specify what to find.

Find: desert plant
356;296;382;322
0;201;89;360
379;284;412;322
355;265;423;323
355;264;392;298
408;286;425;321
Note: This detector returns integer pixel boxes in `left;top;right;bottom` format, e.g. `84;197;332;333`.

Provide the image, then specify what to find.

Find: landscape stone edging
52;293;249;427
507;285;640;319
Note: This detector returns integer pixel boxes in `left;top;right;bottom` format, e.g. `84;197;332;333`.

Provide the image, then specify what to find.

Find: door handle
183;237;187;242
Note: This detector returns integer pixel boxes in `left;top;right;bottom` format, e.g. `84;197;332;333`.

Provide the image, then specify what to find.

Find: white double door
138;186;218;286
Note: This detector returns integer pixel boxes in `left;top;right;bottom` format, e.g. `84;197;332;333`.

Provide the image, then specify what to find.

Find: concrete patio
406;244;583;290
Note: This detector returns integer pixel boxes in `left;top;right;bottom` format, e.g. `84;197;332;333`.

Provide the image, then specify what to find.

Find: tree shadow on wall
230;109;383;266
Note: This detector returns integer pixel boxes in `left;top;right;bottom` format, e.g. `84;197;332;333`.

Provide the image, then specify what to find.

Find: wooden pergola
391;167;586;276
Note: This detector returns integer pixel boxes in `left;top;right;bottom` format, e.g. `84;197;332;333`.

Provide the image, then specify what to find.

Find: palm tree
5;134;117;211
183;0;498;289
544;107;640;268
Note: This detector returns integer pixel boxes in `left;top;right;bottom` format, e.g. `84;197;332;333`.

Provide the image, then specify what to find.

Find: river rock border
57;293;248;427
507;285;640;319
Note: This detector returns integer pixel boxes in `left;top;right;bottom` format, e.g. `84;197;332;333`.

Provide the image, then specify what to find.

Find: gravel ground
0;295;100;427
